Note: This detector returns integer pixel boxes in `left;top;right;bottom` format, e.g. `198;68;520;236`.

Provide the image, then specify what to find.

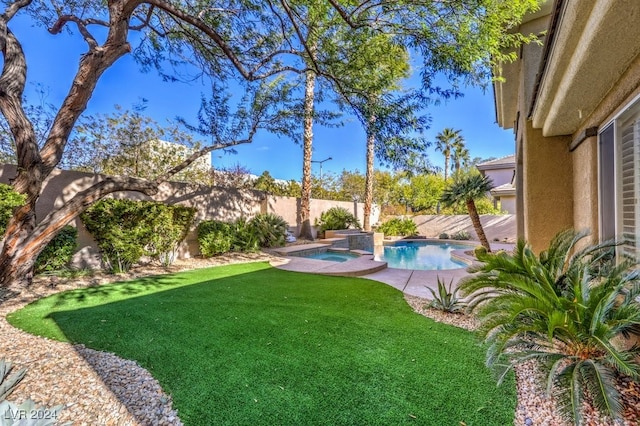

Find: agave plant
426;277;464;313
0;359;26;401
459;229;640;425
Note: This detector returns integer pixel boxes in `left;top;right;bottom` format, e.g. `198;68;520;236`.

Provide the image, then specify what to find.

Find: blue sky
11;15;515;182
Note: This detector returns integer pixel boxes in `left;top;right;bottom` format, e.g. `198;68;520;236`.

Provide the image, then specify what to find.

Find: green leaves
0;184;25;235
460;229;640;424
82;199;196;271
316;207;361;232
427;277;465;313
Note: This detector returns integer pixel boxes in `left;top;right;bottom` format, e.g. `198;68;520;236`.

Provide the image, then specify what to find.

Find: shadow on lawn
48;273;191;309
44;265;273;425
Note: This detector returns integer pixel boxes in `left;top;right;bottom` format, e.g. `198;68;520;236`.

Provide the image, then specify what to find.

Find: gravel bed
2;254;640;425
404;294;640;426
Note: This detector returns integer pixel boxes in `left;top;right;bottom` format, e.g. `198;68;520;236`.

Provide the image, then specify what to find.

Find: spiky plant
459;229;640;425
0;359;26;401
249;213;288;248
427;277;464;313
440;173;493;252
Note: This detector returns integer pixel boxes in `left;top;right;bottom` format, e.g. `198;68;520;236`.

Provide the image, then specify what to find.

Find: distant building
477;155;516;214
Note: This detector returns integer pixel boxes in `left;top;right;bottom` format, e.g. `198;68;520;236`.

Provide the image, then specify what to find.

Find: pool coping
269;240;515;298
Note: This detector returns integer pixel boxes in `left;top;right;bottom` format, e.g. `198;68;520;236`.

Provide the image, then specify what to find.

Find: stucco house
493;0;640;255
476;155;516;214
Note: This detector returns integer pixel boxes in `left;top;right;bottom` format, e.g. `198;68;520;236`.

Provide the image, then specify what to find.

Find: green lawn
8;262;515;425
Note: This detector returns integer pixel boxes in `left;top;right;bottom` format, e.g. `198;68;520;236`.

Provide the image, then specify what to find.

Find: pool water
303;251;359;262
376;241;469;270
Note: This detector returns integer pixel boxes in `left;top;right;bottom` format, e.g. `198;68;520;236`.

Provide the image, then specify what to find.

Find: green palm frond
461;229;640;424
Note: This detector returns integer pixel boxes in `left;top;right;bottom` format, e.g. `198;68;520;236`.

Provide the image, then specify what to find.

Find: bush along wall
197;213;288;257
81;199;196;272
34;225;78;274
377;217;418;236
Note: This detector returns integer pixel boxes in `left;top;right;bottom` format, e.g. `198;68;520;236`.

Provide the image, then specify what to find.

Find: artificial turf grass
8;262;516;425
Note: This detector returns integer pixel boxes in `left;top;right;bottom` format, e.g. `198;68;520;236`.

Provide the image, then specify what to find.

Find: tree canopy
0;0;541;286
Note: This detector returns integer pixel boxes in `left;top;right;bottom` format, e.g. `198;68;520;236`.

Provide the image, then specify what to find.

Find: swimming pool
375;241;470;270
299;251;360;263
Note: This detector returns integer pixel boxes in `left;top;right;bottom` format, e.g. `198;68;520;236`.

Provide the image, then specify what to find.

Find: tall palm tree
459;230;640;425
435;128;461;180
440;173;492;251
451;144;470;174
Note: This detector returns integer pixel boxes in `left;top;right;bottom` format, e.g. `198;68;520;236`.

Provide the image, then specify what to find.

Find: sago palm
459;230;640;425
440;173;493;251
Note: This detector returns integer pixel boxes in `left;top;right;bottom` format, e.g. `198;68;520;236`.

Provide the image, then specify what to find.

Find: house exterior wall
520;122;574;252
499;196;516;215
495;2;640;253
571;136;599;246
483;169;513;188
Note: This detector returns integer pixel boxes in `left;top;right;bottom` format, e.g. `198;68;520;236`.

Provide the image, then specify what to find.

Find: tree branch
48;15;98;49
1;0;32;22
153;138;254;184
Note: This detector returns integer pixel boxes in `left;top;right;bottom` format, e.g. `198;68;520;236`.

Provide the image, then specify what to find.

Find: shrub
451;230;470;240
378;217;418;236
197;220;233;257
0;184;25;235
427;277;464;313
438;232;449;239
143;204;195;266
459;230;640;424
250;213;287;248
82;199;195;272
35;226;77;274
316;207;360;232
473;245;488;260
230;217;259;253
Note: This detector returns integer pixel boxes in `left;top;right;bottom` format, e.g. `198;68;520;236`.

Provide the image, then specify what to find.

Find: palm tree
440;173;493;251
459;230;640;425
435;128;461;180
451;144;470;174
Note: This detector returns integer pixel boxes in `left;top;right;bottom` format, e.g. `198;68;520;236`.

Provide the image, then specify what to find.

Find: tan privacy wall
0;164;379;267
411;215;516;243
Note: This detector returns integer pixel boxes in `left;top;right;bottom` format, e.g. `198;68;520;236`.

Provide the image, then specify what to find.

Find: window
599;124;615;241
600;99;640;259
618;115;639;259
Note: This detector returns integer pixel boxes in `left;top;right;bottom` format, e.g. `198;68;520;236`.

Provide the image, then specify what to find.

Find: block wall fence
0;164;379;268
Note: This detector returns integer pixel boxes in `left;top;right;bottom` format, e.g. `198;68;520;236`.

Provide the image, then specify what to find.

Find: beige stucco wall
499;196;516;215
266;195;379;239
411;215;516;243
570;137;599;245
521;122;574;252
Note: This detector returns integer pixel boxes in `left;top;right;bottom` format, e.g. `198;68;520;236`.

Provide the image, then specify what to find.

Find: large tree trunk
298;69;316;240
363;118;375;231
466;199;491;252
0;2;139;287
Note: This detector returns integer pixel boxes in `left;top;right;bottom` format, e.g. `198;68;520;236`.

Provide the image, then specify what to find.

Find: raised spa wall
322;230;382;252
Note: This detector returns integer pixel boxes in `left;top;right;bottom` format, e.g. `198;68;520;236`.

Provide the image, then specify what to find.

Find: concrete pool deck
269;242;515;299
